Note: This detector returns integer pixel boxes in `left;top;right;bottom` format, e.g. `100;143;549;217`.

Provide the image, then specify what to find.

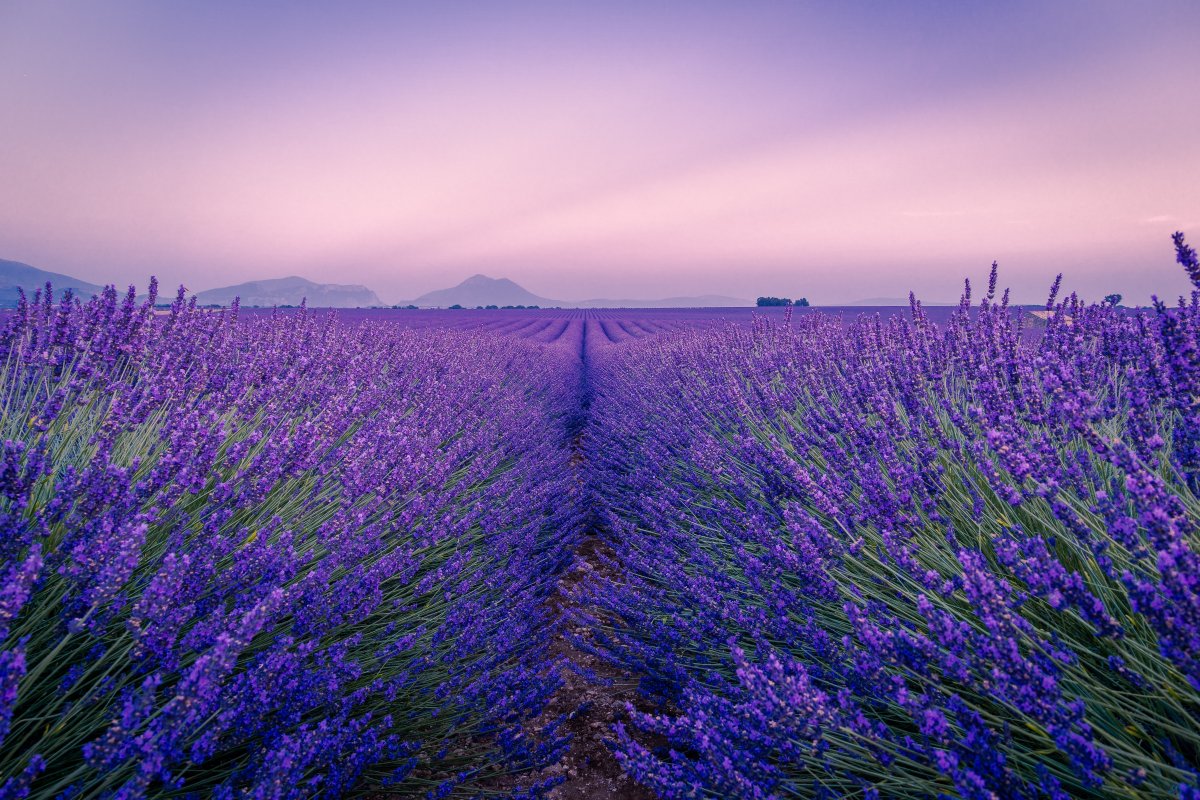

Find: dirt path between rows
404;322;659;798
534;531;655;800
531;325;656;799
473;431;657;799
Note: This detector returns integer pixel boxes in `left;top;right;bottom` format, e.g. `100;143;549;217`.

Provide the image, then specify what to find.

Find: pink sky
1;1;1198;304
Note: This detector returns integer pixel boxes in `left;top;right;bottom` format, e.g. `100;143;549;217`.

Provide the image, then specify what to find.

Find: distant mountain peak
1;258;104;307
195;275;383;308
459;274;521;288
413;275;552;308
406;273;753;308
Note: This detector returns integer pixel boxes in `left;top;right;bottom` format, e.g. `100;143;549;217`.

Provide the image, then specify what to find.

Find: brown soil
371;431;660;798
533;536;657;800
490;436;658;799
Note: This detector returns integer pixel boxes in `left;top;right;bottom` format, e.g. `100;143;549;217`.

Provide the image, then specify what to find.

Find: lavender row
0;285;583;798
582;243;1200;797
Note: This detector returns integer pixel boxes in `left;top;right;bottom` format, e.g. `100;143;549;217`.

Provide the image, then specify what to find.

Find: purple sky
2;1;1198;304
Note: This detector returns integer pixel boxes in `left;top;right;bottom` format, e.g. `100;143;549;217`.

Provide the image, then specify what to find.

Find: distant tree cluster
756;296;809;307
1104;293;1123;307
444;304;541;310
389;302;544;311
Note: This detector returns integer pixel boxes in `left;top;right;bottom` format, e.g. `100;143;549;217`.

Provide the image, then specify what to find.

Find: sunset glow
2;1;1197;303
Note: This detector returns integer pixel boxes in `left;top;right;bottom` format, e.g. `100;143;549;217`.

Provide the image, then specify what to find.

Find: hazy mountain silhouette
2;260;752;310
408;274;751;308
195;277;383;307
0;258;104;306
413;274;554;307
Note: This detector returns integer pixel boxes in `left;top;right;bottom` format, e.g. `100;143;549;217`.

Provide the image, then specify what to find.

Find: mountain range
194;277;382;307
0;259;103;306
2;258;961;308
406;274;752;308
412;274;553;307
0;260;757;308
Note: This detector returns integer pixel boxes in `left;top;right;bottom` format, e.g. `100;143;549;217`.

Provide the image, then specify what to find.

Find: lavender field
1;240;1199;799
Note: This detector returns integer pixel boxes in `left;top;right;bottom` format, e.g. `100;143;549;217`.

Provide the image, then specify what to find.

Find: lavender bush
3;236;1197;799
582;239;1200;798
0;286;583;798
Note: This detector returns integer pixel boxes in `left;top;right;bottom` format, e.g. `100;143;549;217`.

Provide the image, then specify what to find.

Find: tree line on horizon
756;296;809;306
